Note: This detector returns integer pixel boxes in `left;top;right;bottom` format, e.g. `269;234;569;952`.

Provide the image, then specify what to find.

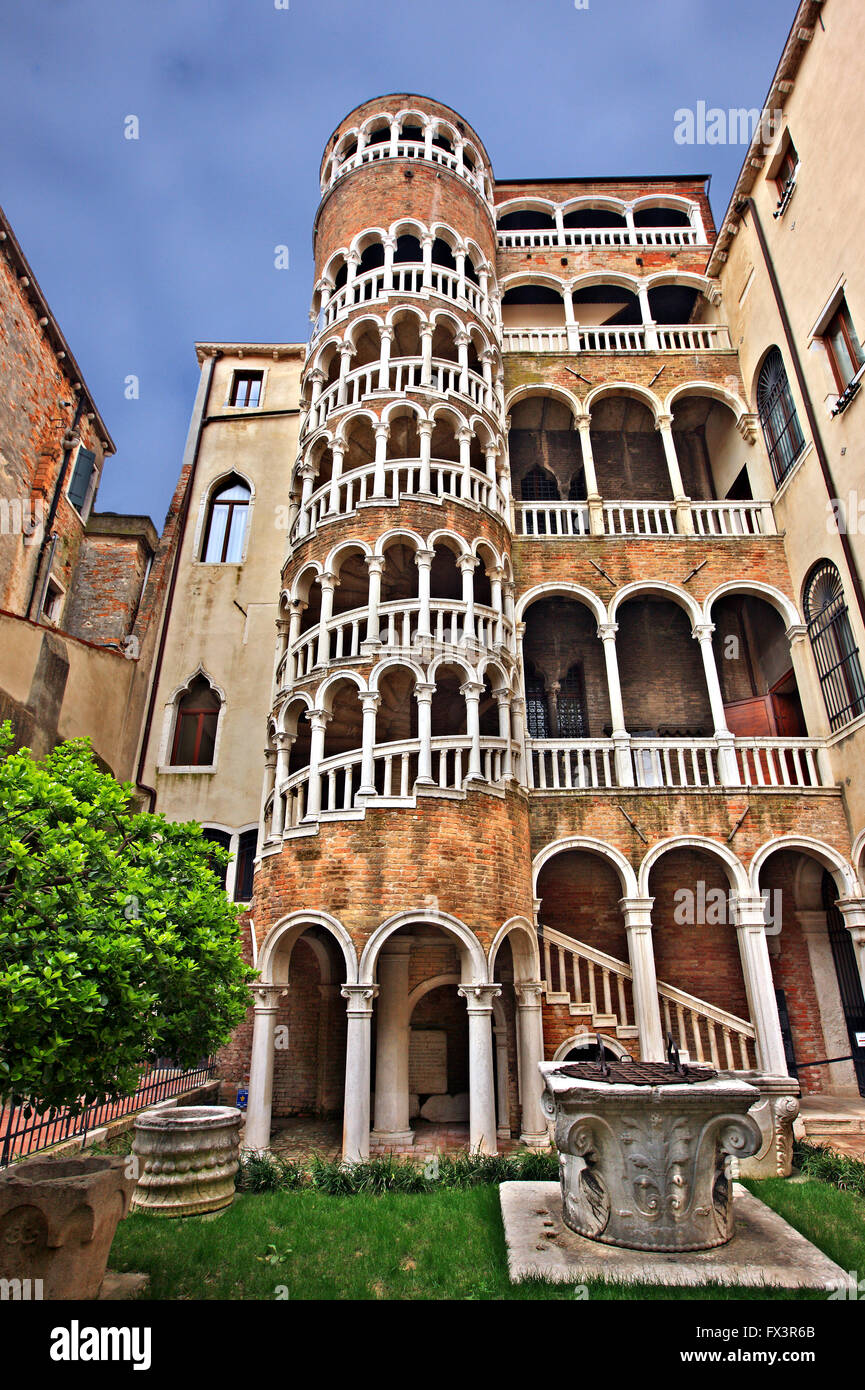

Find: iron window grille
757;348;806;486
804;561;865;731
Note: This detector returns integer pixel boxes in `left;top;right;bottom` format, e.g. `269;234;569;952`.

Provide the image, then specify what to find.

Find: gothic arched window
202;475;251;563
757;348;805;486
525;665;549;739
804;560;865;730
171;676;221;765
557;664;588;738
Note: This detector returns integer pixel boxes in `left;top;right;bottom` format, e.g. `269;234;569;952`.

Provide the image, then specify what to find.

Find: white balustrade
514;499;773;539
291;458;506;542
314;263;490;339
501;323;732;353
515;503;590;537
690;501;775;536
528;737;831;791
540;923;756;1069
498;227;699;249
602;501;676;535
326;141;488;199
308;356;496;432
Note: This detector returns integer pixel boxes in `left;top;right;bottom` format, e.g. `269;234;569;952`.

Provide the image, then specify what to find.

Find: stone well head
539;1057;761;1252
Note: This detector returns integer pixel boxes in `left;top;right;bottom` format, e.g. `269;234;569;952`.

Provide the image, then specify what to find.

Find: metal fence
0;1056;216;1168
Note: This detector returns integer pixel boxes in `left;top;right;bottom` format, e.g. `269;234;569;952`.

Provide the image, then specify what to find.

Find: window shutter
68;447;96;511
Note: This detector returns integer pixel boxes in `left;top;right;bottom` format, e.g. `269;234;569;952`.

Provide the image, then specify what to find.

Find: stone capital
341;983;379;1016
514;981;545;1008
458;983;502;1013
250;983;288;1011
365;554;386;575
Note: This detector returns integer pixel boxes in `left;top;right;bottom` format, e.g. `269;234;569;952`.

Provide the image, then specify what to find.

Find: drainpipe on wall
739;195;865;631
134;351;221;810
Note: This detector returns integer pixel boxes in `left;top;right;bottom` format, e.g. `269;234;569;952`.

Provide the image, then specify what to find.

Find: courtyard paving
266;1117;521;1161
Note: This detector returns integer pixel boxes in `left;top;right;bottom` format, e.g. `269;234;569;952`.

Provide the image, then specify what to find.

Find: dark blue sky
0;0;799;527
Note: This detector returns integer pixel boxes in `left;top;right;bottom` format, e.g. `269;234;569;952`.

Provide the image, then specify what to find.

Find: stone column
415;682;435;784
458;554;478;642
341;984;379;1163
337;343;354;408
327;442;345;515
837;898;865;999
418;420;433;495
287;600;306;680
461;680;484;779
302;709;331;819
458;985;501;1154
598;622;634;787
456;331;470;396
377;325;394;392
382;234;396;292
637;284;659;349
619;898;665;1061
421;232;434;289
692;622;740;786
415;548;434;642
270;733;293;840
511;695;527;785
297;464;316;536
260;746;276;843
372;422;389;498
732;895;788;1075
575;413;603;534
364;555;385;647
494;688;513;779
357;692;381;796
370;941;414;1145
493;1018;511;1139
316;984;341;1113
655;413;691;530
563;287;579;351
458;426;474;499
315;571;338;668
514;982;549;1146
420;323;434;385
244;984;287;1151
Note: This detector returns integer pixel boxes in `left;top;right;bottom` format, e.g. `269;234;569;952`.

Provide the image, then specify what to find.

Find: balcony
306;356;499;434
527;736;831;791
324;139;489;200
313;264;493;340
501;323;732;353
514;499;775;538
498;226;701;250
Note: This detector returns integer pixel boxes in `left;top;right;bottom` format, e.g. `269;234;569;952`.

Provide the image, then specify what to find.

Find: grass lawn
108;1178;865;1301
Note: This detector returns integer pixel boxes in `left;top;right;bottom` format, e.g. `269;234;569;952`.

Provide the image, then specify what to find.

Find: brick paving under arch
264;1117;522;1162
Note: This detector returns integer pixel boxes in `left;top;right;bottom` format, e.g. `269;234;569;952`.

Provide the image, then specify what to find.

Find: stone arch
315;669;367;713
552;1031;632;1062
664;380;751;425
488;916;541;981
609;580;702;627
360;909;488;985
703;580;801;631
258;909;358;986
570;270;641;297
275;690;313;737
584;381;662;421
505;382;582;421
638;836;749;897
853;829;865;891
323;537;373;576
369;656;427;692
748;836;859;898
516;581;607;626
373;526;425;558
561;194;628;218
407;972;460;1012
532;836;639;899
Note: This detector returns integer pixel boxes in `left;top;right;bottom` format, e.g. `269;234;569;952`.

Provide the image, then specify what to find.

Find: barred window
525;670;549;739
804;561;865;731
757;348;805;486
557;664;588;738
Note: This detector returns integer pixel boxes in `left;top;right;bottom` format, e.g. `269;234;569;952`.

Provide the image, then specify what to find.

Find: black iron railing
0;1057;216;1168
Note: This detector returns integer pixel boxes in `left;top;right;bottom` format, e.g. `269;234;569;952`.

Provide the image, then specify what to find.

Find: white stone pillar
459;555;478;642
462;680;484;779
337;343;354;407
637;284;659;349
494;687;513;779
598;622;634;787
315;572;338;668
456;331;470;397
270;733;293;839
377;325;394;391
302;709;331;819
382;234;396;291
798;910;861;1095
554;206;565;243
837;898;865;999
458;426;473;500
655;413;692;534
563;287;579;351
298;464;316;537
493;1018;511;1139
364;555;385;646
415;548;434;641
357;692;380;796
619;898;665;1061
514;981;549;1145
415;682;435;784
575;412;603;534
287;600;306;683
420;323;434;386
732;894;788;1075
421;233;434;289
372;422;389;498
458;985;501;1154
341;984;378;1163
371;941;414;1144
511;694;527;785
693;622;740;786
418;419;433;494
260;747;276;844
489;568;504;646
327;442;345;515
244;984;287;1150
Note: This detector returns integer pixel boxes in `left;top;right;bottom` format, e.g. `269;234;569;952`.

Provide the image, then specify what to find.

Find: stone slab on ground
98;1271;150;1300
499;1181;849;1291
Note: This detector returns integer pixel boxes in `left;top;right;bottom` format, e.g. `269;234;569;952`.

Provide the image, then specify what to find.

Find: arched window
171;676;221;765
804;561;865;730
520;467;559;501
202;476;250;562
757;348;805;486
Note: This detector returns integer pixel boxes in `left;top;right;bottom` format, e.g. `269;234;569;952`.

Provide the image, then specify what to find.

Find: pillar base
370;1129;415;1146
519;1130;551;1150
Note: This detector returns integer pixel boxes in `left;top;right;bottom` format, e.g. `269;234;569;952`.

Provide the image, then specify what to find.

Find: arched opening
670;395;743;502
201;475;250;563
431;663;468;736
320;679;363;811
269;928;348;1130
170;675;221;766
804;560;865;731
501;283;565;329
711;593;806;736
497;206;556;232
572;283;640;327
634;204;692;228
647;283;701;325
522;598;612;736
755;849;865;1096
381;539;419;604
342;414;376;474
429;542;462;602
393;233;423;265
387;408;421;461
508;396;579;500
616;596;712;736
563;206;627;230
331;547;369;617
431;237;457;270
589;396;670;501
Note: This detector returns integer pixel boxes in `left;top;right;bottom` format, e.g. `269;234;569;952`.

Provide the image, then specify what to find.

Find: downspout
134;352;221;809
739;195;865;629
25;391;87;620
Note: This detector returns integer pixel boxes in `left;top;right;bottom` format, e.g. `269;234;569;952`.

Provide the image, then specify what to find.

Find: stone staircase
540;924;757;1070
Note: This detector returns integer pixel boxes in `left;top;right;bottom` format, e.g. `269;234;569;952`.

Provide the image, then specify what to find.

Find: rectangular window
42;578;64;624
234;829;258;901
774;141;798;197
229;371;263;408
67;446;96;513
822;298;865;392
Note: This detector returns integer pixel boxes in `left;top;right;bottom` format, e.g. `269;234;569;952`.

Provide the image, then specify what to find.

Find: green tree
0;723;254;1112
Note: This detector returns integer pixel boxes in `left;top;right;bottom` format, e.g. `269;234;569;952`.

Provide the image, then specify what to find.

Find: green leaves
0;721;254;1112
